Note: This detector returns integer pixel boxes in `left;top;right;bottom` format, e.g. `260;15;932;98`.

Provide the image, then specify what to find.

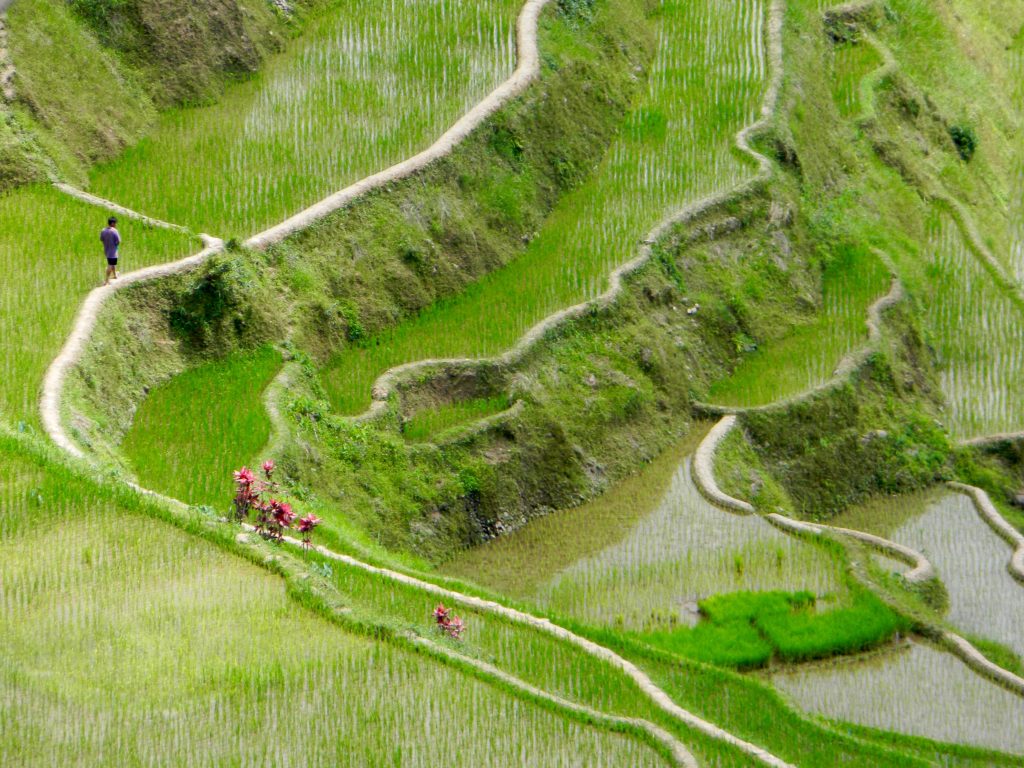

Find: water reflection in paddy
771;640;1024;754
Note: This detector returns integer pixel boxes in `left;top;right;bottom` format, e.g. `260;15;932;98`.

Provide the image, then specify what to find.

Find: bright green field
0;185;197;428
322;0;768;414
830;40;883;120
706;244;890;407
0;444;671;768
121;345;283;508
85;0;522;236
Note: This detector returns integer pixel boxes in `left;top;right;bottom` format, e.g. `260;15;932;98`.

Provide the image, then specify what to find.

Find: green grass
830;40;882;120
445;428;844;631
321;0;768;414
0;185;197;428
638;588;907;668
403;395;511;442
122;345;282;508
84;0;523;236
706;243;890;407
0;443;670;767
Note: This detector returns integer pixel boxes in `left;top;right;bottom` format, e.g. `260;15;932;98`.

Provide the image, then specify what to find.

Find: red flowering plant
297;514;321;549
231;460;317;545
432;603;466;641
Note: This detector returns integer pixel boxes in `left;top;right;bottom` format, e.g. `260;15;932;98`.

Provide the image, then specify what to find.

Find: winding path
40;0;552;458
319;0;788;423
34;1;801;765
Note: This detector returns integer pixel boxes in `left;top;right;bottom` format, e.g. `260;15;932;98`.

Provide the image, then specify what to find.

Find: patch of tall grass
403;395;511;442
122;345;282;508
706;243;889;407
0;445;671;767
0;185;197;427
639;589;906;668
86;0;522;236
322;0;768;414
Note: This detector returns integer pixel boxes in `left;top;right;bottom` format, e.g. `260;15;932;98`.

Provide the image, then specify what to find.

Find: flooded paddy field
834;489;1024;659
770;640;1024;755
445;428;843;631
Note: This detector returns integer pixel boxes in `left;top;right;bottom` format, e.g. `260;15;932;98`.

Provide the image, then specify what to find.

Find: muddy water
771;640;1024;754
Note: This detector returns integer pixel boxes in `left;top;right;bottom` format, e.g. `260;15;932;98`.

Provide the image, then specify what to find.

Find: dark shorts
106;257;118;266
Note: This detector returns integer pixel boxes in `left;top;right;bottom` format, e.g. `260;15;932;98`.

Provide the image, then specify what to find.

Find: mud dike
0;13;16;102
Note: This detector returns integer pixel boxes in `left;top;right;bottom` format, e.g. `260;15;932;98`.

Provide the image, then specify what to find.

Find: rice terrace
5;0;1024;763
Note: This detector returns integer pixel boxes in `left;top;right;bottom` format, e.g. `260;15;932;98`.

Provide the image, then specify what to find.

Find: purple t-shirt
100;227;121;259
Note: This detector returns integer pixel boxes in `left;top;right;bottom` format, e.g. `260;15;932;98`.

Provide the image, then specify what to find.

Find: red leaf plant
432;603;466;640
232;460;317;546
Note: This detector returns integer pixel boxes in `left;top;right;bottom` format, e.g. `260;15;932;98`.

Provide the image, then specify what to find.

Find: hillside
2;0;1024;765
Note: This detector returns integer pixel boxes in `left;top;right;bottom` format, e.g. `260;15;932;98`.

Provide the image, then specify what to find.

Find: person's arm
114;230;121;246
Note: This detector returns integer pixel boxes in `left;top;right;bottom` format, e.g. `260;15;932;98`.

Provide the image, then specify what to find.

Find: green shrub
948;124;978;162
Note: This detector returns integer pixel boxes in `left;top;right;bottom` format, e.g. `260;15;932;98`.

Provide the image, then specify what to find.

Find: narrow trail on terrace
36;1;798;764
41;0;550;459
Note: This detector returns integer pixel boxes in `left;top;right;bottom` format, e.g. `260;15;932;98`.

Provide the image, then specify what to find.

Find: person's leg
104;264;113;286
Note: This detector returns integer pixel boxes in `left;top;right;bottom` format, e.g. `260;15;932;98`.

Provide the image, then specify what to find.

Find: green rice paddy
121;345;283;508
403;395;512;442
0;186;197;428
84;0;522;237
830;40;882;120
919;211;1024;439
0;446;670;767
322;0;768;414
5;0;1024;762
706;244;890;407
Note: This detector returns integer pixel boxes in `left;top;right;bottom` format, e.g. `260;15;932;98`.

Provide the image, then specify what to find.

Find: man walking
101;216;120;286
